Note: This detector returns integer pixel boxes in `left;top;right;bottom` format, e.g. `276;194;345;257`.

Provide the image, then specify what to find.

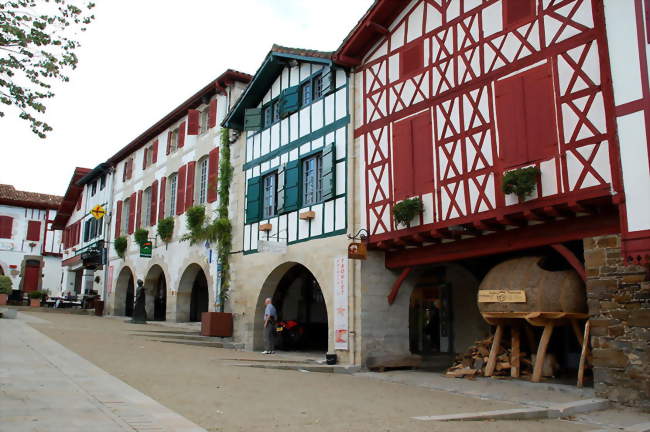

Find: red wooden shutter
0;216;13;239
523;64;557;162
115;200;123;239
400;40;424;77
166;131;172;155
208;99;218;129
176;165;187;215
188;110;200;135
495;75;527;167
152;140;158;163
207;148;220;203
129;158;134;179
185;161;196;211
504;0;534;28
142;148;148;170
411;112;434;195
150;180;159;226
158;177;167;220
128;192;136;234
26;221;41;241
75;221;81;245
136;190;143;229
178;122;186;148
392;119;414;201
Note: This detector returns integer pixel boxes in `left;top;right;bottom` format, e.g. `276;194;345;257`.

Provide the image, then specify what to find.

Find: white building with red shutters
52;165;113;298
333;0;650;405
106;70;251;321
0;184;63;293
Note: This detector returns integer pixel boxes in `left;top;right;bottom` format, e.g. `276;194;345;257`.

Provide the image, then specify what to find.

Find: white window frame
122;198;130;234
262;172;277;218
302;155;322;206
167;174;177;217
142;188;151;227
197;157;209;204
200;108;210;134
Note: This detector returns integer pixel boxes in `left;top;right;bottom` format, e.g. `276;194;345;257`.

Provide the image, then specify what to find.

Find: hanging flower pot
502;166;541;203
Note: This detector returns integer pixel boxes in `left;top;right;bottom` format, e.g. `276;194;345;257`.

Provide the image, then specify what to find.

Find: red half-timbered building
336;0;650;400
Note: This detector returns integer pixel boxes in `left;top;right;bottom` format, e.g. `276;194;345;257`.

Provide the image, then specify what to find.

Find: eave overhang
52;167;92;230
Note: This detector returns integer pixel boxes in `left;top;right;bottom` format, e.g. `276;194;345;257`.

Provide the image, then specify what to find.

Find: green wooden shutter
321;143;336;201
321;67;335;95
276;165;285;213
245;176;262;224
281;160;300;213
280;85;300;118
244;108;262;131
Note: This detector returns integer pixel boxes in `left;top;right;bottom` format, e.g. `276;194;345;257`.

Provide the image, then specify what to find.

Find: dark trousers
264;321;276;351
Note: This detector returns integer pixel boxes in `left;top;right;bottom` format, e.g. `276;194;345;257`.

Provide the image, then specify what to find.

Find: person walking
263;297;277;354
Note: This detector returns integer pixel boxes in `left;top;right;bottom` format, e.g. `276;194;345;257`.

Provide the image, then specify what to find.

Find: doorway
176;264;209;322
22;260;41;292
144;265;167;321
114;267;135;317
409;269;453;355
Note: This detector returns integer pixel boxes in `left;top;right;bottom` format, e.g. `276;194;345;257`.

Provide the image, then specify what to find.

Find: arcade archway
254;263;328;352
176;264;209;322
144;265;167;321
114;266;135;317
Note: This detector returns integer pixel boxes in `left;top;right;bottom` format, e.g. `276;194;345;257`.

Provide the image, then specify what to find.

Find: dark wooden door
23;261;40;292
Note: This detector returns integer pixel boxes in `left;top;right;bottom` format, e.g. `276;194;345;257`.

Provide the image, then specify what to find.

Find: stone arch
253;262;329;352
176;263;209;322
114;266;135;317
144;264;167;321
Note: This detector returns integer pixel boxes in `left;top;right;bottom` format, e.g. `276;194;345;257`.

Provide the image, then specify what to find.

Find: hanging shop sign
347;241;367;260
90;204;106;220
140;241;152;258
478;290;527;303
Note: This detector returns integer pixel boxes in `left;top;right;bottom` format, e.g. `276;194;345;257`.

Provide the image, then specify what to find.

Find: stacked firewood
446;335;535;378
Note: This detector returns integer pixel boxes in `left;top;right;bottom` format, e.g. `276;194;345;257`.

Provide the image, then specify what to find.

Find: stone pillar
584;235;650;408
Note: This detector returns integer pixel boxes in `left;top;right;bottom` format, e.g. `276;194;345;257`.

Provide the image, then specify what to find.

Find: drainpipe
102;167;116;312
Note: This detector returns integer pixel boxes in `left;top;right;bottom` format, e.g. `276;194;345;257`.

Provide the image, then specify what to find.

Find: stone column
584;235;649;408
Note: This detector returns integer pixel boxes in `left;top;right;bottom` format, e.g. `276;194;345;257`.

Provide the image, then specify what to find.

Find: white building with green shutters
224;45;357;360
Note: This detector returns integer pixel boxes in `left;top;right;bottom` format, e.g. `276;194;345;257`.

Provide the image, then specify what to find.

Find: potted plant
502;166;541;203
114;236;128;259
393;197;424;228
157;217;175;244
0;275;12;305
134;228;149;248
28;290;45;307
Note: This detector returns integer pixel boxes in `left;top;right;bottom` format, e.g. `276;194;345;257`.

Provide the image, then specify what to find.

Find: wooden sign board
348;242;367;260
478;290;526;303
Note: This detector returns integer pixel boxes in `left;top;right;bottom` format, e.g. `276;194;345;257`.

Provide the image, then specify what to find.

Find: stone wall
584;235;650;409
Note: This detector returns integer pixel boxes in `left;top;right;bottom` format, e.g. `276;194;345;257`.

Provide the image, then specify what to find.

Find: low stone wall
585;235;650;409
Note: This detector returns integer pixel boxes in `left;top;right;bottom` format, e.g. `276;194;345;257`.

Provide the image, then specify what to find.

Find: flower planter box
30;298;41;307
201;312;233;337
0;293;7;306
299;210;316;220
259;223;273;232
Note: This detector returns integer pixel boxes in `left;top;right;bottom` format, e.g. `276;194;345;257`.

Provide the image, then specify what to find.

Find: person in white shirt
263;298;277;354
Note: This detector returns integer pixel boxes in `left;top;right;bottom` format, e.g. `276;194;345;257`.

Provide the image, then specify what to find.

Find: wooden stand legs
485;324;504;377
577;321;591;388
532;322;555;383
511;326;520;378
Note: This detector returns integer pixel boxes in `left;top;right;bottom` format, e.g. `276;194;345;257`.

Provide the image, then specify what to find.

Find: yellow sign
90;205;106;220
478;290;527;303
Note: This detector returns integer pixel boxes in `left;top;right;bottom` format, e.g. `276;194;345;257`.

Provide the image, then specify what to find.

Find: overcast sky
1;0;371;196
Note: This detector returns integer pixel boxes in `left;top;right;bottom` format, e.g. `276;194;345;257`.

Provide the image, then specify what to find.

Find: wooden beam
387;267;412;305
511;326;521;378
551;243;587;282
485;324;504;377
532;322;554;383
577;321;591;388
366;21;389;35
385;211;620;269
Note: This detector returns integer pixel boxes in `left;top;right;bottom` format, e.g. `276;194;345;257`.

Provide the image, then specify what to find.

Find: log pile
446;335;535;378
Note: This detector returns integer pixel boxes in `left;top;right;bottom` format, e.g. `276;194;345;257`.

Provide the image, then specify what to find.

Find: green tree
0;0;95;138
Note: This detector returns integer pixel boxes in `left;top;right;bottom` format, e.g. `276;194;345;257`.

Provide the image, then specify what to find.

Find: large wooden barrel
477;256;586;314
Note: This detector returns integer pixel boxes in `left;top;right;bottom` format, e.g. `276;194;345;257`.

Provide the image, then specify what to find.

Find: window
200;109;210;134
301;81;313;106
167;174;177;217
313;75;323;99
494;63;557;167
197;157;209;204
142;188;152;227
272;100;280;123
91;181;97;197
168;129;178;154
122;198;130;235
392;111;434;201
400;40;424;78
262;173;277;218
503;0;535;29
263;105;273;128
26;220;41;241
302;154;322;206
100;175;106;190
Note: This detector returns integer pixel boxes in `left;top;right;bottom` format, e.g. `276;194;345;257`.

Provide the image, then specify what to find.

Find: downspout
102;167;115;312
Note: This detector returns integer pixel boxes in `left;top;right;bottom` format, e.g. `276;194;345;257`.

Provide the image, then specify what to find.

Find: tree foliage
0;0;95;137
